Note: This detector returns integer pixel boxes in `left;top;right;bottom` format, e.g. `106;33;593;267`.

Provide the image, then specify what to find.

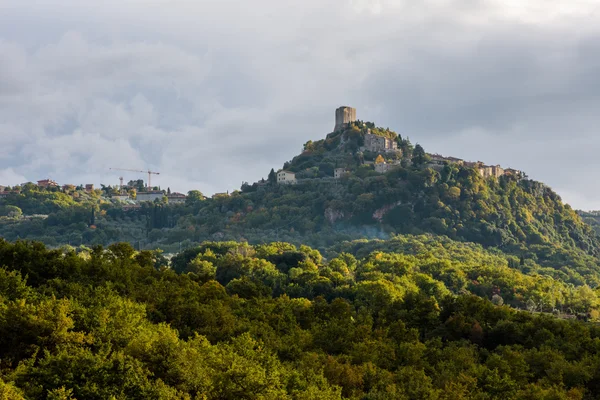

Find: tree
304;140;315;152
0;205;22;219
268;169;277;185
128;179;145;192
526;298;537;312
186;190;204;207
412;144;427;166
491;294;504;306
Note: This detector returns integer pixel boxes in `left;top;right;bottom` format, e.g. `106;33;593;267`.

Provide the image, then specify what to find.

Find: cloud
0;0;600;209
0;168;27;187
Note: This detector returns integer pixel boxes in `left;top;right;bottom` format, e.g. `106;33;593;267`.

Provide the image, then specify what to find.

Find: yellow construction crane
110;168;160;191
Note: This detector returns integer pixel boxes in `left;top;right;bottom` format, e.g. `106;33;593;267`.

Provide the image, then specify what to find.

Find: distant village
273;106;525;185
0;179;188;211
0;106;526;201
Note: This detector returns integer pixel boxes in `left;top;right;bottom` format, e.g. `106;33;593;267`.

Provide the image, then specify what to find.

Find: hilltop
0;106;599;280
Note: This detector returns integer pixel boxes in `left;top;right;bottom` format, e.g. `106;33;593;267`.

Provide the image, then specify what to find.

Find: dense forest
1;238;600;399
578;211;600;236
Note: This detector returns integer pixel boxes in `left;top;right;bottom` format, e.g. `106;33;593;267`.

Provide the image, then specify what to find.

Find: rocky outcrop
325;207;345;224
372;201;402;222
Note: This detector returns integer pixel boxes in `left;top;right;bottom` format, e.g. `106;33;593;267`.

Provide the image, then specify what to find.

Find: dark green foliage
0;238;600;399
268;168;277;184
411;143;427;166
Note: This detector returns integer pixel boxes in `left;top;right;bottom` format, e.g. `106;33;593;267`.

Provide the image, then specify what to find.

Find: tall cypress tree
268;168;277;185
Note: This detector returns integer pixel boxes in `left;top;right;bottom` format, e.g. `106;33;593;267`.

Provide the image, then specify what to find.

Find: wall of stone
334;106;357;131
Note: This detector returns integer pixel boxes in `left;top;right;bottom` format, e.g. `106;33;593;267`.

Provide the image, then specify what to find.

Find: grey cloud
1;0;600;208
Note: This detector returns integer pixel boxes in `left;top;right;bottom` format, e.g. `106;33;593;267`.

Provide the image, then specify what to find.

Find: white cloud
0;168;28;187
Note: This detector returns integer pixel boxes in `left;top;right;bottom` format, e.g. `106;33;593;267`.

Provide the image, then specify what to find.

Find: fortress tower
334;106;357;132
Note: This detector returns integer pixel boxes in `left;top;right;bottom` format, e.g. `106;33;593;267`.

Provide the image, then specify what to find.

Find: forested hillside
579;211;600;236
1;238;600;399
1;123;600;296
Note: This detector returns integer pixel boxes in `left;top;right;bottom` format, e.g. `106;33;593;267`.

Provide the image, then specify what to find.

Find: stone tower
334;106;357;132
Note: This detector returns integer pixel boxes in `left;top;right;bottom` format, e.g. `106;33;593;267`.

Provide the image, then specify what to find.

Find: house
504;168;524;179
85;184;95;192
136;191;165;202
334;168;349;179
428;154;447;165
112;194;130;202
167;192;187;204
37;179;58;188
277;170;297;184
428;154;464;166
0;192;9;198
375;162;400;174
62;184;76;191
445;157;464;165
478;164;504;178
362;133;398;153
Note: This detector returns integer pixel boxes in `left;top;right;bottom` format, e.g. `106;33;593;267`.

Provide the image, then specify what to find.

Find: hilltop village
0;106;525;208
0;179;189;213
271;106;524;185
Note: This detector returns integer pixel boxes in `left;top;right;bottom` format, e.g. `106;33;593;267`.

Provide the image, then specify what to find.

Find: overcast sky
1;0;600;208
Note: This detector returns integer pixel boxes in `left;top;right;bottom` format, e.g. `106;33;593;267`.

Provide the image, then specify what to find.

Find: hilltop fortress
334;106;357;131
275;106;524;185
332;106;522;178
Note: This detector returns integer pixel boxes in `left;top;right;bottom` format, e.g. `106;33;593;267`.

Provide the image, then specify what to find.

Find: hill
0;116;599;285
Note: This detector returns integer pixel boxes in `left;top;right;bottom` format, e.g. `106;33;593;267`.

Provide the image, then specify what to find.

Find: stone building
445;157;464;165
334;106;357;131
363;133;398;153
504;168;525;179
375;161;400;174
428;154;464;165
37;179;58;188
167;192;187;204
478;164;504;178
136;191;165;202
334;168;348;179
277;170;297;184
112;194;130;202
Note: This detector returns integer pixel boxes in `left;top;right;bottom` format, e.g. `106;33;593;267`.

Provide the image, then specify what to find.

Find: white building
112;194;130;202
167;192;187;204
136;191;165;202
277;170;297;184
375;161;400;174
334;168;348;179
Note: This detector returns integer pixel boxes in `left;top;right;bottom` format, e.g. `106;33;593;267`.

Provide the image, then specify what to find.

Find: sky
1;0;600;209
